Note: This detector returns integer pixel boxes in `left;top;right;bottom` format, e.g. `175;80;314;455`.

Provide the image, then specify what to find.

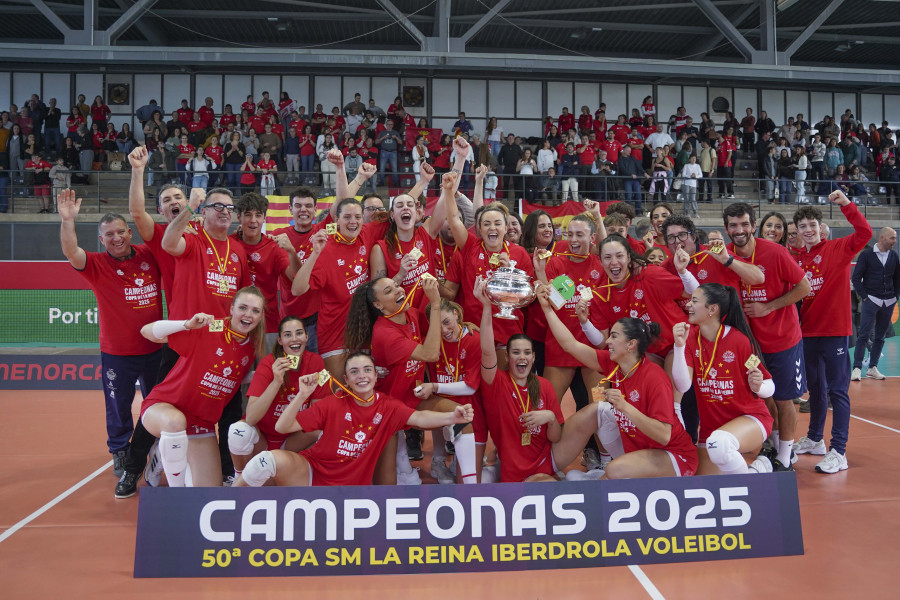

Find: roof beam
460;0;513;44
693;0;755;61
374;0;425;48
106;0;159;43
784;0;845;58
27;0;70;36
685;3;757;60
111;0;165;45
498;1;753;17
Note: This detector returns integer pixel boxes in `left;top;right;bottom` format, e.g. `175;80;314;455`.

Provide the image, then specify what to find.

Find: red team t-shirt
589;265;686;356
684;325;774;443
296;392;415;486
445;233;535;346
426;328;486;442
728;238;805;354
662;246;740;313
543;254;605;367
77;245;163;356
230;233;290;333
595;350;697;475
246;351;328;449
169;229;252;319
479;373;564;482
375;228;437;311
271;221;329;321
141;327;256;432
371;308;426;408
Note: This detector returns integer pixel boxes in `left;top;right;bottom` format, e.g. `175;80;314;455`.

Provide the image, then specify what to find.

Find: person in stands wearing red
90;95;111;132
198;97;215;127
558;107;575;135
237;352;473;487
228;315;327;481
793;190;872;474
175;99;193;125
25;151;52;212
140;286;266;487
58;189;163;484
672;284;776;475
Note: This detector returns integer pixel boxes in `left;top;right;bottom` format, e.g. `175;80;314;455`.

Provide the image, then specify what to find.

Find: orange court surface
1;378;899;600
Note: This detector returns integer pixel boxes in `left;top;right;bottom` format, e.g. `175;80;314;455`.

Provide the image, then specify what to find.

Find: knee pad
705;430;740;467
242;450;277;487
228;421;260;456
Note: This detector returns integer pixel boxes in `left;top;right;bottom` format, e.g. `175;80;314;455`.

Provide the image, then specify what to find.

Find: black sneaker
772;458;794;472
445;441;456;456
115;471;139;499
406;429;424;461
112;449;127;477
799;401;811;414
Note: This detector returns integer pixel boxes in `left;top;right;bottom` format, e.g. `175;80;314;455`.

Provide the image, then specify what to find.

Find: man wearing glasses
362;194;387;223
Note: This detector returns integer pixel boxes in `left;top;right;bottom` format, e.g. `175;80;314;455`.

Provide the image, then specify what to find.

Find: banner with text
0;353;102;390
134;473;802;578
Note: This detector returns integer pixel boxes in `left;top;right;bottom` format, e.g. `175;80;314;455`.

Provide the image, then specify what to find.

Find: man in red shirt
558;107;575;134
241;95;256;116
176;134;194;185
176;99;193;124
599;129;623;164
723;202;811;471
793;191;872;474
58;189;163;489
198;97;215;127
716;133;735;198
248;107;267;136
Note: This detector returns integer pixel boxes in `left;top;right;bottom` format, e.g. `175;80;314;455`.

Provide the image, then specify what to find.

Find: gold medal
591;386;605;402
744;354;761;370
537;249;553;260
420;272;436;281
326;223;338;235
316;369;331;386
709;243;725;254
217;279;229;294
288;354;300;369
489;253;500;266
521;432;532;446
409;246;424;261
208;319;224;332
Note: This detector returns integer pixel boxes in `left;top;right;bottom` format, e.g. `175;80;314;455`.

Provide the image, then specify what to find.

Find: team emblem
722;351;735;363
373;412;383;425
359;246;367;255
206;248;213;255
479;253;485;260
241;356;249;366
250;252;261;262
223;367;232;377
338;259;345;266
286;394;296;403
344;412;352;421
395;253;402;259
134;278;144;287
116;269;125;276
354;265;362;274
140;262;150;271
216;348;224;356
590;270;600;279
460;349;467;359
630;309;638;318
613;306;621;313
634;289;644;300
814;255;822;264
697;270;708;280
297;250;306;261
709;368;717;379
629;390;640;402
230;253;239;262
354;431;367;443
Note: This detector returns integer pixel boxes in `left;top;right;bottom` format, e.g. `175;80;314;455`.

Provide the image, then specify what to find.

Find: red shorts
34;184;50;196
666;450;698;477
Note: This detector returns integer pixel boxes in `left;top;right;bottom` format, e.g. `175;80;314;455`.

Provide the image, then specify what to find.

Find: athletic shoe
396;467;422;485
727;194;735;199
112;449;127;478
444;441;456;456
222;475;235;487
772;458;794;472
405;429;424;461
430;459;456;484
565;469;605;481
143;440;163;487
866;366;886;380
481;463;500;484
792;397;803;405
851;367;862;381
794;436;827;455
799;400;811;413
581;448;603;471
114;471;139;499
760;439;776;462
791;450;799;465
748;455;773;473
815;449;848;474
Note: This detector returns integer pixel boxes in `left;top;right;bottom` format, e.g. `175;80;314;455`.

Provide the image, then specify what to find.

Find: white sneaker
481;463;500;484
866;366;886;380
794;436;827;455
430;459;456;484
396;467;422;485
851;367;862;381
143;440;163;487
565;469;605;481
748;456;773;474
815;449;848;474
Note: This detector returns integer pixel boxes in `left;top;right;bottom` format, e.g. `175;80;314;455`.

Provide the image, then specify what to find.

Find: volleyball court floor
1;359;899;599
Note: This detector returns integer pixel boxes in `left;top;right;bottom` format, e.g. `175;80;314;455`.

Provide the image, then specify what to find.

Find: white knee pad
705;430;741;469
228;421;260;456
242;450;277;487
159;430;189;487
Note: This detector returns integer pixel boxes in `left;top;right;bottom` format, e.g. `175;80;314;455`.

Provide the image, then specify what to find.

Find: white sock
674;402;685;428
777;439;794;466
159;430;189;487
596;402;625;458
771;429;780;446
706;430;748;475
431;429;445;460
455;433;477;484
396;432;413;475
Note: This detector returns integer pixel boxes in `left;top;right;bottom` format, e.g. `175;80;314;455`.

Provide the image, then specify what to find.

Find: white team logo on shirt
479;253;485;260
613;306;621;313
460;349;467;359
354;265;362;274
395;253;402;259
695;349;700;357
134;278;144;287
140;262;150;271
359;246;367;256
629;390;640;403
241;356;249;366
416;240;424;249
286;394;296;403
806;271;814;280
709;368;717;379
116;269;125;276
373;412;383;425
634;289;644;300
345;412;352;421
814;255;822;264
230;253;239;263
354;431;367;443
297;250;306;261
697;270;708;280
591;270;600;279
630;309;638;318
337;259;345;266
216;348;224;356
722;351;735;363
223;367;232;377
206;248;213;255
250;252;261;262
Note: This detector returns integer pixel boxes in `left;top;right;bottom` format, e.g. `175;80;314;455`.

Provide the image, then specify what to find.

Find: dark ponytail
615;317;660;358
343;281;381;352
506;333;541;409
698;283;765;365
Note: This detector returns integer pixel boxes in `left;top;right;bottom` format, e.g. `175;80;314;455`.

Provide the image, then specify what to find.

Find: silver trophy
485;261;536;320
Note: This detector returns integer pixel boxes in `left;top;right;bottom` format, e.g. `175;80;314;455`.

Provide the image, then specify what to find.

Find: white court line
628;564;666;600
0;460;110;544
850;414;900;434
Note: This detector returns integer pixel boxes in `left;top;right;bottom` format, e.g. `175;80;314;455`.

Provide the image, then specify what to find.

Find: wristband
724;255;735;267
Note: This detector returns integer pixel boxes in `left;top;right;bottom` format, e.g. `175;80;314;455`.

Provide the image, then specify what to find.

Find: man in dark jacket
497;133;523;200
851;227;899;381
879;155;900;204
616;146;649;212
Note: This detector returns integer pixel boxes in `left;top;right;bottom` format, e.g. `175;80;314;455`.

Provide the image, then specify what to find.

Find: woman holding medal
345;275;448;485
474;278;565;483
415;299;483;484
672;283;776;475
228;316;327;480
238;352;474;487
535;284;698;479
139;286;267;487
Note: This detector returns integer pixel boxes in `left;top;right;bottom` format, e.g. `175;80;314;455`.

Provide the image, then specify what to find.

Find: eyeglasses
363;206;386;213
665;231;692;244
206;202;235;213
